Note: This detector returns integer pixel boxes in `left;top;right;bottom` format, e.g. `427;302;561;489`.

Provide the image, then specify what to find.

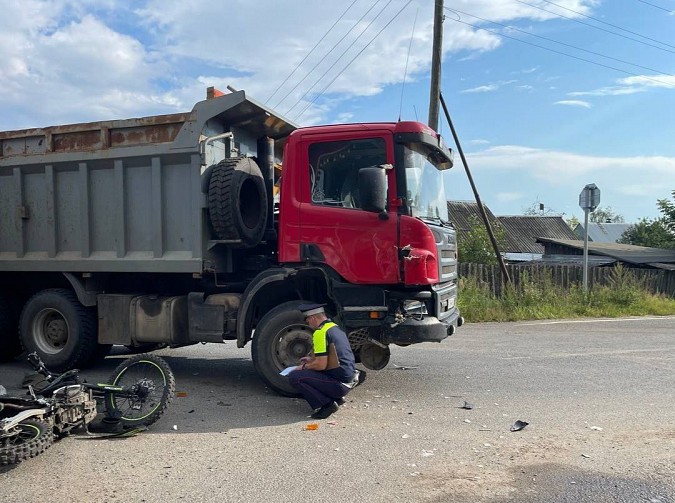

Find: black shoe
88;416;123;434
311;401;339;419
336;397;346;406
357;370;367;386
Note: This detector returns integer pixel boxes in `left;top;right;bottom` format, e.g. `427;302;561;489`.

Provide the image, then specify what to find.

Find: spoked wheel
0;419;54;465
104;353;175;428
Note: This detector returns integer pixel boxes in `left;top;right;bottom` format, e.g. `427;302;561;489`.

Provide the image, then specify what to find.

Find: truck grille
432;228;457;283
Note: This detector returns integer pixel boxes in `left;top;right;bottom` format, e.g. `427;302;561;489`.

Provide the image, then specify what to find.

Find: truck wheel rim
274;324;312;369
32;308;69;354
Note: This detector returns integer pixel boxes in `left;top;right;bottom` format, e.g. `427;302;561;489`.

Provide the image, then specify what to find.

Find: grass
457;265;675;322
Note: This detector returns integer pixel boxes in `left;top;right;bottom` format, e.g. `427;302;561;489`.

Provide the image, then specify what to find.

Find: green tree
590;206;624;223
458;215;507;265
618;191;675;249
618;218;674;249
656;190;675;233
566;215;580;230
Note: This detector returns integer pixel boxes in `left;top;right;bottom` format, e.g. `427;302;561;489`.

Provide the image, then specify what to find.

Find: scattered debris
581;454;591;458
0;385;6;396
305;423;319;431
188;410;195;414
590;426;603;431
421;450;435;457
460;401;474;410
393;364;419;370
464;419;472;424
172;425;178;430
402;434;410;439
176;391;188;398
510;420;529;432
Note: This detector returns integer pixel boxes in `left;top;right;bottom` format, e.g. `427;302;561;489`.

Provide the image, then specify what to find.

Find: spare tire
208;157;268;247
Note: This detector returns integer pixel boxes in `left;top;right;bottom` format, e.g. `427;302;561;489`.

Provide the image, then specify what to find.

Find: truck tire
252;300;313;397
19;289;98;372
208;157;268;247
0;296;22;362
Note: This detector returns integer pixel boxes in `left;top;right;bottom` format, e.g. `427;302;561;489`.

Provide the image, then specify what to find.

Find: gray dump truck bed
0;91;295;274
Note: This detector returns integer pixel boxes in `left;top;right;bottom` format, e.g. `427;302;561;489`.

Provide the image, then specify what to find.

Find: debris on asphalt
464;419;472;423
460;401;474;410
581;454;591;458
510;420;529;432
176;391;188;397
0;385;6;395
188;410;195;413
402;434;410;439
393;364;419;370
590;426;603;431
305;423;319;431
172;425;178;430
421;450;435;457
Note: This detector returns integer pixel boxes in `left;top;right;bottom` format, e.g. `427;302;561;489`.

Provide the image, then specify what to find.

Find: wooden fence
458;263;675;298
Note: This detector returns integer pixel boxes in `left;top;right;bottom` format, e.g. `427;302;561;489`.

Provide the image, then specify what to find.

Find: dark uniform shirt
312;320;356;383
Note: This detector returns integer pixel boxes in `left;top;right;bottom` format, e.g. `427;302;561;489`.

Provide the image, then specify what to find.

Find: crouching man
288;303;365;419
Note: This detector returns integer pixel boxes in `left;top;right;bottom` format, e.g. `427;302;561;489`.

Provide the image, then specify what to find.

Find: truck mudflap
383;309;463;345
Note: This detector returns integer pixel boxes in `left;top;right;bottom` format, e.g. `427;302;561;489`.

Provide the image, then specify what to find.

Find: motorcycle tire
0;419;54;465
104;353;175;428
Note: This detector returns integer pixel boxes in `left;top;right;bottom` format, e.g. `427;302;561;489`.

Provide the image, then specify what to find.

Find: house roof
574;223;632;243
535;238;675;267
496;216;580;254
447;200;499;236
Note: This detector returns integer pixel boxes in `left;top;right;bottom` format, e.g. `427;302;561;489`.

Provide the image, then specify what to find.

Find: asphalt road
1;316;674;503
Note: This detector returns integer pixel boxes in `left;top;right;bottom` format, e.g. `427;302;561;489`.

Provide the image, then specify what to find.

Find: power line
399;8;419;121
266;0;358;104
272;0;383;110
539;0;675;50
515;0;675;55
294;0;413;122
443;13;675;88
636;0;674;13
285;0;396;117
445;7;675;77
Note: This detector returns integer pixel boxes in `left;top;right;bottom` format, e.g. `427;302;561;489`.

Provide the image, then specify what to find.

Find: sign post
579;184;601;293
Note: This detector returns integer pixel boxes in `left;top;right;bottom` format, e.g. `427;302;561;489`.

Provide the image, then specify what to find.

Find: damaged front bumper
383;307;463;345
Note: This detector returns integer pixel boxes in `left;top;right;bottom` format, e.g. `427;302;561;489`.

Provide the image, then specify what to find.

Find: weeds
457;268;675;322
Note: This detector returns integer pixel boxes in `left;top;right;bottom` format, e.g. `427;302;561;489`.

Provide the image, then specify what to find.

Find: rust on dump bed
0;112;192;157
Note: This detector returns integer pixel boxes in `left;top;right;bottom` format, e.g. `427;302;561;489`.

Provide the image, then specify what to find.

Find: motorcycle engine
52;385;98;434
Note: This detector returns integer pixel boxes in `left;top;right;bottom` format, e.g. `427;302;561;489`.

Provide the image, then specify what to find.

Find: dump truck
0;89;462;395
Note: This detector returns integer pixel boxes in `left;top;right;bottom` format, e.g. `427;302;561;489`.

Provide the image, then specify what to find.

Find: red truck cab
277;120;462;353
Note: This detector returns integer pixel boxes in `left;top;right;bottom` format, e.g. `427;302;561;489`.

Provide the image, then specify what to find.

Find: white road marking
517;316;675;326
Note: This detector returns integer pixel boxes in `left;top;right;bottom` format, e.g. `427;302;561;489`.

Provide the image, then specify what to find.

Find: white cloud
461;79;517;93
554;100;591;108
445;144;674;221
569;74;675;97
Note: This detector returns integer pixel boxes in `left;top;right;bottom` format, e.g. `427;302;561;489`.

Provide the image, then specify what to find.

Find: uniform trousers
288;369;349;410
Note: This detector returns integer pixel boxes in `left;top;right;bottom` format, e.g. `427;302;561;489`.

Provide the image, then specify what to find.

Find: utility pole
428;0;444;131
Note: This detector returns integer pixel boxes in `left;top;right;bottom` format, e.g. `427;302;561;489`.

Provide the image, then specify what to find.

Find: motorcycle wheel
0;419;54;465
104;353;175;428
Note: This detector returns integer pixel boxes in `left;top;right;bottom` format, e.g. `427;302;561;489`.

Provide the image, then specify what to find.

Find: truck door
298;133;399;284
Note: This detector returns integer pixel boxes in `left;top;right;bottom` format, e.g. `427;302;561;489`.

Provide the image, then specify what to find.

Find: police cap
298;303;326;317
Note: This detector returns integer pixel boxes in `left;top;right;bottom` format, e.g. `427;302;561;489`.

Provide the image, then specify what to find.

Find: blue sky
1;0;673;223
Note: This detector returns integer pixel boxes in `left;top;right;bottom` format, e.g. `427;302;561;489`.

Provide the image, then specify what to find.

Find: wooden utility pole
428;0;444;131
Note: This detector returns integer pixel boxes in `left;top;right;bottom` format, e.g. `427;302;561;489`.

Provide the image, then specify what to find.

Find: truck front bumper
383;308;463;345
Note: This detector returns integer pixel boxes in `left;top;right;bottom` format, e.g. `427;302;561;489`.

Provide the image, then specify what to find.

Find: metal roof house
573;223;632;243
535;238;675;270
447;201;582;262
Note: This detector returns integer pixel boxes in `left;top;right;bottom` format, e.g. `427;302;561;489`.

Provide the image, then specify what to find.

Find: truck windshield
403;143;449;223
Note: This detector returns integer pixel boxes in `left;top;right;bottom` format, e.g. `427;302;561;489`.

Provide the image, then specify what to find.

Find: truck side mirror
358;166;387;214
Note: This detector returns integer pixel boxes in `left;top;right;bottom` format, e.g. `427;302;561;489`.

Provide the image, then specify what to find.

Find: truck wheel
0;296;22;362
208;157;268;247
252;300;312;397
19;289;98;372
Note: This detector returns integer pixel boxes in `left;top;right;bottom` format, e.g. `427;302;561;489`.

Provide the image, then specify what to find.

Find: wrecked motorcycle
0;352;175;465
